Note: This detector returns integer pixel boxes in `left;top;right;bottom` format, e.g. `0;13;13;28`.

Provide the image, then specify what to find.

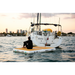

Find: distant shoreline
0;36;27;37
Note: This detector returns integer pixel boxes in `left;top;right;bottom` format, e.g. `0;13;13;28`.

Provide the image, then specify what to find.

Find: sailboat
28;13;62;47
13;13;61;54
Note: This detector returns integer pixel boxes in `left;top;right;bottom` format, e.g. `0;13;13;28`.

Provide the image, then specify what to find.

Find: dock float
13;46;55;54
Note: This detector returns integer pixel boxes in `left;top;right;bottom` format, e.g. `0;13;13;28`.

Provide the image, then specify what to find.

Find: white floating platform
13;46;55;54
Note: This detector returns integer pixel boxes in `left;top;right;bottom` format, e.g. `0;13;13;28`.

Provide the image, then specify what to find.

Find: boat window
33;32;37;35
42;31;50;36
43;33;47;36
37;31;42;35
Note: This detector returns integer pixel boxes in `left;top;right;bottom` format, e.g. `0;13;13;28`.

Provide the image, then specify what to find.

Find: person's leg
23;41;29;48
26;44;28;49
23;41;27;48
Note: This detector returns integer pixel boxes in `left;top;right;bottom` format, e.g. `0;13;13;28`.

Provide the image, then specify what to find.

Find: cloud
64;13;75;19
18;13;75;19
12;17;16;19
42;13;56;18
41;13;71;18
18;13;57;19
71;14;75;18
18;13;32;19
0;14;7;17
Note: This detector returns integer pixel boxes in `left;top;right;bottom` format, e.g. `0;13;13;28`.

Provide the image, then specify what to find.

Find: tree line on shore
0;32;27;36
62;32;75;36
0;32;75;36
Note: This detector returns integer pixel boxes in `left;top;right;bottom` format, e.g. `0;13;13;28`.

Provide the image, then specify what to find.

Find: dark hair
28;36;31;40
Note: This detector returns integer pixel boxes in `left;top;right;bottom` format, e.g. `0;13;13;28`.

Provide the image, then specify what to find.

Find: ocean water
0;36;75;62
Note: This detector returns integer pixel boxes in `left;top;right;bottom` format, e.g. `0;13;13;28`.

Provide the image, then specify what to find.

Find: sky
0;13;75;33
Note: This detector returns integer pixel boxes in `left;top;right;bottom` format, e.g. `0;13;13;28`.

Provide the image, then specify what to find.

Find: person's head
28;36;31;40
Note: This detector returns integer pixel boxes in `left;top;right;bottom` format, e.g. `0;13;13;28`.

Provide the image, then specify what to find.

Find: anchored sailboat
29;13;62;47
13;13;61;54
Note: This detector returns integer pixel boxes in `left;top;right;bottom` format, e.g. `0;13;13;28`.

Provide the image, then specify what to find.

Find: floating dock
13;46;55;54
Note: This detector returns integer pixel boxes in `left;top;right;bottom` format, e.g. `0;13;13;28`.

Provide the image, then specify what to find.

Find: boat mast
37;13;39;24
37;13;41;31
39;13;41;31
36;13;39;31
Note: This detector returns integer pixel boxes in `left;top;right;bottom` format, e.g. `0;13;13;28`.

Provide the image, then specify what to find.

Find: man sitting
23;37;33;49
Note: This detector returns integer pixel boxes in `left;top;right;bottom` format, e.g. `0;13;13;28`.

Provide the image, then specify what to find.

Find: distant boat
28;13;62;47
6;34;12;37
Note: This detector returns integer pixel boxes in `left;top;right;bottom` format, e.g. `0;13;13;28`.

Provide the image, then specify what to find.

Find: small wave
4;52;8;54
62;50;75;53
60;60;71;62
4;60;17;62
41;59;61;62
0;45;3;47
69;54;75;57
65;44;73;46
0;51;3;52
69;58;75;61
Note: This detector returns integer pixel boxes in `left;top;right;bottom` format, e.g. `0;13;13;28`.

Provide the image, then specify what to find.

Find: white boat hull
29;33;62;47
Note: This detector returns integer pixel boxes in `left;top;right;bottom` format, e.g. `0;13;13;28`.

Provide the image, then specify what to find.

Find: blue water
0;36;75;62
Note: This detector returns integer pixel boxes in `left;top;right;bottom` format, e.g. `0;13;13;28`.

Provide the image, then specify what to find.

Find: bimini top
31;22;61;27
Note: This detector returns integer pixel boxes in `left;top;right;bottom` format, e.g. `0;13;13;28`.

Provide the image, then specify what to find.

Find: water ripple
0;36;75;62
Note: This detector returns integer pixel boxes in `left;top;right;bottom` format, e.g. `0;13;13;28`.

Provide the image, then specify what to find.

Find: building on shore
6;28;8;33
20;29;22;33
17;30;19;33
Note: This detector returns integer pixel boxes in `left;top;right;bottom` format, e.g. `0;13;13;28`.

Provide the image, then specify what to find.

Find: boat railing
32;31;61;37
33;31;53;36
33;31;42;35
